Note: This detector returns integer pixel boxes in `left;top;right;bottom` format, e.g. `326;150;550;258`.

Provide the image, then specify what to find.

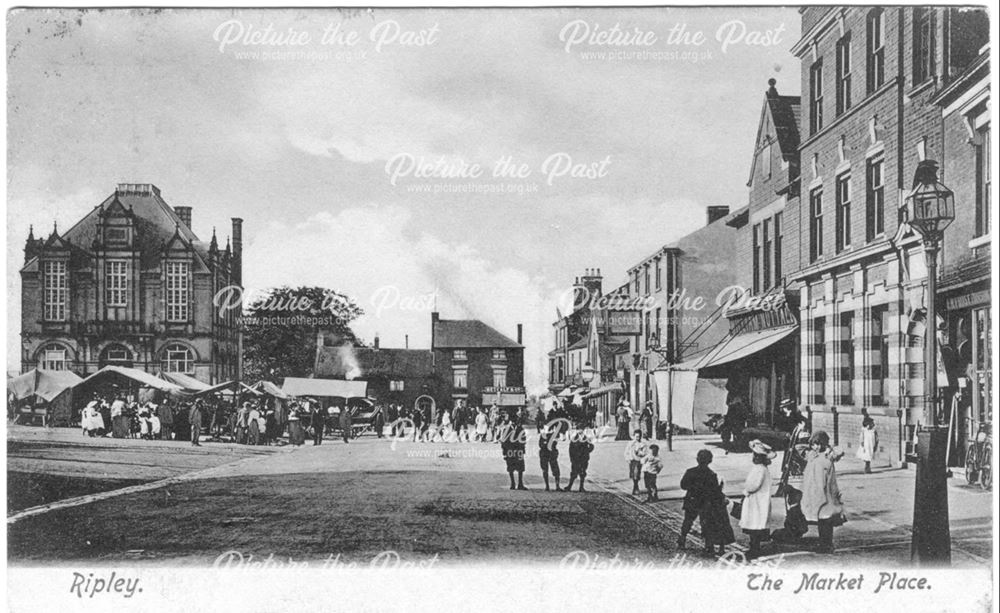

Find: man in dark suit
339;405;352;443
311;403;326;445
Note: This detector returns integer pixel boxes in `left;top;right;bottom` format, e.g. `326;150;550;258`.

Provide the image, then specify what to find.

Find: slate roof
315;345;435;378
21;184;210;273
432;317;521;349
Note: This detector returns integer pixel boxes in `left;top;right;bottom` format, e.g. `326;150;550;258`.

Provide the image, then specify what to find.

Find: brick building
432;312;525;411
789;7;989;465
20;183;242;383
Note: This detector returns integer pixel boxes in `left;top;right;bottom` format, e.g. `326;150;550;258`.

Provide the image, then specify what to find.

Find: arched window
39;343;68;371
162;344;194;374
99;344;133;368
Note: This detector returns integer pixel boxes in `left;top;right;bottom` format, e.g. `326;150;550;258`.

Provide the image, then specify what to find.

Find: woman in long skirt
287;404;306;446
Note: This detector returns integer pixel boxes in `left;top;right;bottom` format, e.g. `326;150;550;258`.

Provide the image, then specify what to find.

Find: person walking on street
624;429;648;495
475;408;489;442
801;430;844;554
499;412;527;490
678;449;722;551
538;424;562;491
641;402;654;440
311;403;326;446
615;400;633;441
159;401;175;441
856;416;879;474
189;401;203;447
287;403;306;446
110;395;128;438
373;404;385;439
741;439;776;560
642;444;663;502
340;404;353;443
566;428;594;492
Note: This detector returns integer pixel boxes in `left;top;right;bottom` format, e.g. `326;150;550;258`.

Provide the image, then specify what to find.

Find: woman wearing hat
615;400;632;441
801;430;844;553
740;439;776;559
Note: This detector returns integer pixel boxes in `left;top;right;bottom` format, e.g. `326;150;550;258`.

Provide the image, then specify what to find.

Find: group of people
677;430;846;559
614;399;655;441
79;393;214;444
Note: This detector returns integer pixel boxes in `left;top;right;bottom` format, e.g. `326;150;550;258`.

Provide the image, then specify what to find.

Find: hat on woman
749;439;777;459
622;400;631;408
809;430;831;447
780;398;795;408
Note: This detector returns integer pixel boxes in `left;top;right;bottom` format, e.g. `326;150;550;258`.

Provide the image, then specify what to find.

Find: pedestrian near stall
159;401;174;441
741;439;776;560
110;395;128;438
475;408;489;442
615;400;633;441
801;430;844;554
287;403;306;446
340;404;353;443
856;417;879;474
189;401;203;447
311;403;326;446
624;429;647;495
373;404;385;439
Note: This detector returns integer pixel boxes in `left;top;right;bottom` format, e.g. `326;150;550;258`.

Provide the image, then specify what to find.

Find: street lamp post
905;160;954;565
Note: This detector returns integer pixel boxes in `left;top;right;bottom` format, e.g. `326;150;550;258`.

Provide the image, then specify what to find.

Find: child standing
567;428;595;492
642;444;664;502
624;430;647;495
856;416;879;474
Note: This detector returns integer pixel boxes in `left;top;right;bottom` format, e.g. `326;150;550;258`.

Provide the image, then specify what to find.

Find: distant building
314;332;442;418
431;311;525;411
20;183;242;383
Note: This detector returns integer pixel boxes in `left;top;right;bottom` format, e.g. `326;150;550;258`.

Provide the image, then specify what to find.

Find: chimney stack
517;324;523;345
707;206;730;225
174;206;192;230
374;334;380;349
231;218;243;285
405;334;409;349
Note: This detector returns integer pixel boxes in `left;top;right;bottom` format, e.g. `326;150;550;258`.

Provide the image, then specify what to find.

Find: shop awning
282;377;368;399
671;324;798;371
79;365;185;393
581;383;623;399
481;391;527;406
9;369;82;402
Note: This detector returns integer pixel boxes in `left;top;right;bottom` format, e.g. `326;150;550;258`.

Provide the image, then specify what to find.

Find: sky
6;7;801;392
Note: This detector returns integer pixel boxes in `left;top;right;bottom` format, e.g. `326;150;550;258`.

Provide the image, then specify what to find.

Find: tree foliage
241;286;363;383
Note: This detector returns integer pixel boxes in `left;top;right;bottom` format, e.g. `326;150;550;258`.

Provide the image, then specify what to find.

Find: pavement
5;424;994;567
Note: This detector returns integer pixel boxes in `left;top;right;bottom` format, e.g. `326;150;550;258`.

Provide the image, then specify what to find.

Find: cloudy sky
6;7;800;391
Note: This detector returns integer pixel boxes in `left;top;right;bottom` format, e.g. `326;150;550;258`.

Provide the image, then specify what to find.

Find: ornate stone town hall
19;183;242;384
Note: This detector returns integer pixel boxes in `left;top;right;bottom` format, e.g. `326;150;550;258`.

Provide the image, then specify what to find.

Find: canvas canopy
282;377;367;399
160;371;212;392
8;369;82;402
252;380;292;399
79;365;185;393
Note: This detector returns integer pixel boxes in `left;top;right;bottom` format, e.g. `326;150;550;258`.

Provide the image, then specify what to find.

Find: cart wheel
965;446;979;485
980;443;991;490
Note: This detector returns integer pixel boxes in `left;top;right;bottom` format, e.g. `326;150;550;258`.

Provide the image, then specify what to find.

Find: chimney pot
374;334;380;349
517;323;523;345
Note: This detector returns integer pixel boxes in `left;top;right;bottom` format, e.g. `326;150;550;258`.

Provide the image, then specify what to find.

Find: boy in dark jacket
678;449;721;551
566;428;595;492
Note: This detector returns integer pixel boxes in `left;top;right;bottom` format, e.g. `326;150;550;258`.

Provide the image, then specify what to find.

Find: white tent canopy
282;377;368;399
79;365;184;393
8;369;82;402
159;371;211;392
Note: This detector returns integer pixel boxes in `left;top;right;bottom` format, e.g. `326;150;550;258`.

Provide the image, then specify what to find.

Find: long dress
740;463;772;535
856;428;878;463
287;411;306;446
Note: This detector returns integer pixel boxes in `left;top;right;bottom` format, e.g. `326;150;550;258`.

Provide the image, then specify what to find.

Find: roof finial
27;224;34;240
767;78;778;98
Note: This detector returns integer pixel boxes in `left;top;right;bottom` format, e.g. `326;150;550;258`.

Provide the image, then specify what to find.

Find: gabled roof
747;80;801;186
21;184;210;273
315;345;435;378
433;317;522;349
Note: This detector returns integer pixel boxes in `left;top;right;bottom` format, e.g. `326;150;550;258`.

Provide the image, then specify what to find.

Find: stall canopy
194;380;239;397
282;377;368;399
252;380;292;399
79;365;184;393
9;369;82;402
160;371;212;392
581;383;622;399
652;324;798;432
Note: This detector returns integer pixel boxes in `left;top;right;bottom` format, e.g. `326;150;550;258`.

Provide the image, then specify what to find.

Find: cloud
243;204;557;393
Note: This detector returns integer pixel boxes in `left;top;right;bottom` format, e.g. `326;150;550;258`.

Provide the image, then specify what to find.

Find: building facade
20;183;242;384
432;312;525;411
790;7;989;465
